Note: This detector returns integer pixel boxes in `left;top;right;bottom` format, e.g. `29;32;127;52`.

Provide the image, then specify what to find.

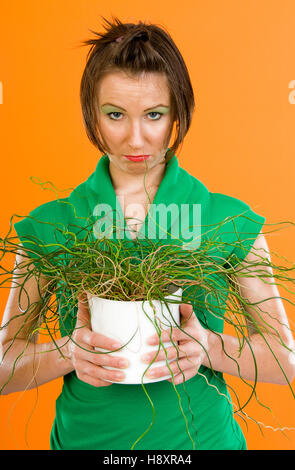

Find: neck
109;160;166;195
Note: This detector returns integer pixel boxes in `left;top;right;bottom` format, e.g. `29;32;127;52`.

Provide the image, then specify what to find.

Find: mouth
124;155;151;162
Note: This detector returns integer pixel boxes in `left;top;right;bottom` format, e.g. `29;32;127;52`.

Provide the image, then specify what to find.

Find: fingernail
119;359;129;368
148;337;158;345
115;372;125;380
112;342;122;349
146;370;156;378
141;354;150;363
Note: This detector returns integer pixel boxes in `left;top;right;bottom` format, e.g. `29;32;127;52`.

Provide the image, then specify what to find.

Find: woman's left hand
141;303;210;384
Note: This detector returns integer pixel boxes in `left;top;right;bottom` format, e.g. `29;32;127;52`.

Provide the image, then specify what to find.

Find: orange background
0;0;295;450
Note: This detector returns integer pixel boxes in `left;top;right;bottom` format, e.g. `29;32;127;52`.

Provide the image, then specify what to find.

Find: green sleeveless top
14;153;265;450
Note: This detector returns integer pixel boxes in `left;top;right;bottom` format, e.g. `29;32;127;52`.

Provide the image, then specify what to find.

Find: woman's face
96;70;174;176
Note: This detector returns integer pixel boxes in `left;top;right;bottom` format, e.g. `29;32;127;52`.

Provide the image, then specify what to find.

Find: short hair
79;16;195;161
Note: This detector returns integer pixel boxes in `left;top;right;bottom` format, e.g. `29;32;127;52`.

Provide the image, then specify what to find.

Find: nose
127;119;146;151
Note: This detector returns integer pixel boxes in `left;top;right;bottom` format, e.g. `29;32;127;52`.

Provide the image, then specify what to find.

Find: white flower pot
87;288;182;384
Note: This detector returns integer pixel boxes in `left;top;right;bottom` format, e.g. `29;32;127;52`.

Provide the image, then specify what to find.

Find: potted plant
1;206;295;449
87;284;183;384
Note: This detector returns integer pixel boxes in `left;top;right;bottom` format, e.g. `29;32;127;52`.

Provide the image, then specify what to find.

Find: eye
107;111;163;121
147;111;162;120
107;111;123;120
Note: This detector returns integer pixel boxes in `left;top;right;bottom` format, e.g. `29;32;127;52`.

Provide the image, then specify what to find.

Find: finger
76;359;126;383
75;300;125;353
179;303;194;326
77;372;113;388
145;357;200;380
81;349;130;369
147;326;195;345
78;291;87;303
141;342;193;364
77;295;91;327
83;330;124;352
73;322;124;351
167;367;197;385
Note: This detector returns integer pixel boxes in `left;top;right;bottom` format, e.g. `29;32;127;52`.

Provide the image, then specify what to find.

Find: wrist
56;336;75;373
201;329;220;369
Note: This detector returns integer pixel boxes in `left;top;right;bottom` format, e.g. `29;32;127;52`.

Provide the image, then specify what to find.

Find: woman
1;16;294;450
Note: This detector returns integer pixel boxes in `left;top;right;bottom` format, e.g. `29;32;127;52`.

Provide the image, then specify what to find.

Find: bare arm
0;250;74;395
0;250;130;395
202;231;295;384
142;232;295;385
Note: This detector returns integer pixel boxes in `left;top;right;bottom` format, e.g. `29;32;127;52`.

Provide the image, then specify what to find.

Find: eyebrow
101;103;170;112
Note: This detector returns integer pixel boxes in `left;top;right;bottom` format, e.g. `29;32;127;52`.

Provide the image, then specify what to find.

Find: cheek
97;117;173;148
97;118;123;143
147;121;173;144
158;122;174;148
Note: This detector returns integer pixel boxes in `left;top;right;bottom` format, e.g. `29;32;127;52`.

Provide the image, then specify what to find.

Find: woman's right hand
68;294;129;387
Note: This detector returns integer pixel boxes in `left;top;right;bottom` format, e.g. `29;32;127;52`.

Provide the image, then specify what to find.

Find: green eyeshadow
101;105;170;114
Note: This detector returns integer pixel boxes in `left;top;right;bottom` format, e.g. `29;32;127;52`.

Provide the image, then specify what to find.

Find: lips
124;155;150;162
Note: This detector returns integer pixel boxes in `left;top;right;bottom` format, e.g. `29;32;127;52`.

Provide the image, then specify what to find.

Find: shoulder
28;197;71;220
205;191;266;252
208;192;252;217
177;166;211;207
207;191;266;227
14;197;73;241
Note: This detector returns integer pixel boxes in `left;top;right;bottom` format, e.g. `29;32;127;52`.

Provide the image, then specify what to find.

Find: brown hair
79;16;195;161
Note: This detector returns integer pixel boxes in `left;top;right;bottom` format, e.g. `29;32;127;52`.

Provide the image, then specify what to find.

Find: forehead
96;70;170;102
